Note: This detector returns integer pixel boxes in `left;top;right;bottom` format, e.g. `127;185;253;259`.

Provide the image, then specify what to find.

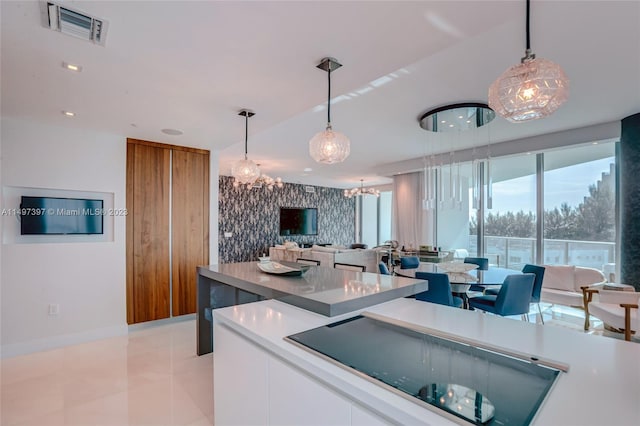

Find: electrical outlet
48;304;60;316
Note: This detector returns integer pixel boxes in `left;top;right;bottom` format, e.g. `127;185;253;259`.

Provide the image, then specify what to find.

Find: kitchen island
214;297;640;425
197;262;427;355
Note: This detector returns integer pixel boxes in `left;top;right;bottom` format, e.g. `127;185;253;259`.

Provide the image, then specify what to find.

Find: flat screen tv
279;207;317;236
20;196;104;235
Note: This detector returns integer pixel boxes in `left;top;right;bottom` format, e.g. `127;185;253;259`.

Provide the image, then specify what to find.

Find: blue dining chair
400;256;420;270
379;262;390;275
464;257;489;270
485;264;546;323
464;257;489;292
414;272;463;308
468;273;535;320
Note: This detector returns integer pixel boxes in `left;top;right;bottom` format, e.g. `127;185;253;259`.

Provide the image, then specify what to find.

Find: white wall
1;117;128;357
0;118;220;357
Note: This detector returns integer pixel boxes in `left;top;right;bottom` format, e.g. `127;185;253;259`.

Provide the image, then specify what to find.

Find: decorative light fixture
234;167;284;190
488;0;568;123
231;110;261;186
309;57;350;164
344;179;380;198
419;103;495;132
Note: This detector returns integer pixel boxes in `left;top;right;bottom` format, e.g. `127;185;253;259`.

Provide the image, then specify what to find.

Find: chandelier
344;179;380;198
231;110;261;185
488;0;569;122
233;173;283;190
309;57;350;164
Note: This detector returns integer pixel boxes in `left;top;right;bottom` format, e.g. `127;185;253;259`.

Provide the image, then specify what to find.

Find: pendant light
488;0;569;122
309;57;350;164
231;110;261;185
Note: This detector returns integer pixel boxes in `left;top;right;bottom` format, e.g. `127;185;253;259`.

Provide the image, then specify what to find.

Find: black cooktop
286;315;562;425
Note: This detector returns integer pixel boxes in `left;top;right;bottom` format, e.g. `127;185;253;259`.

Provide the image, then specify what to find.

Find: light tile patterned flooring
1;304;636;426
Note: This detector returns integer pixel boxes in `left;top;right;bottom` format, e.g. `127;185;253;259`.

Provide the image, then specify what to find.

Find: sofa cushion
574;267;606;292
542;265;576;291
541;287;583;307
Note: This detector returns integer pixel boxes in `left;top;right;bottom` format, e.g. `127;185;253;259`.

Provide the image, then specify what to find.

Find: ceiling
2;1;639;189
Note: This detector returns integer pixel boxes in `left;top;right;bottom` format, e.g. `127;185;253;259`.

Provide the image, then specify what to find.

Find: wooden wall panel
126;141;171;324
172;149;210;316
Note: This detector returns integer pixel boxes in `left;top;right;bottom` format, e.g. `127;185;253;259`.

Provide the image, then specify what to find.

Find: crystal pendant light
488;0;569;122
232;110;260;185
309;57;350;164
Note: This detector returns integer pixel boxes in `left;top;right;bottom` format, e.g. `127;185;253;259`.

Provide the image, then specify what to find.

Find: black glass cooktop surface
286;315;562;425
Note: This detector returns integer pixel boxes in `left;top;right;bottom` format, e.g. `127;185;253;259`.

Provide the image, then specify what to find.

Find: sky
485;157;615;215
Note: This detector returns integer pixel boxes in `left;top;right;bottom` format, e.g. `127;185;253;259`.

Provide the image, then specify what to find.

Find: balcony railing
468;235;616;273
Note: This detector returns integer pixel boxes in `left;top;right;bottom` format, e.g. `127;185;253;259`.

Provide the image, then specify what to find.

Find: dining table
397;262;523;309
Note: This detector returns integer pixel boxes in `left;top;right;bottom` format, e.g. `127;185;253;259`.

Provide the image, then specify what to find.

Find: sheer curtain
392;172;433;249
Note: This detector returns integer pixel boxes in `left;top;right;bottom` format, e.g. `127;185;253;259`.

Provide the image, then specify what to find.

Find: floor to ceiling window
359;190;392;248
543;143;616;276
429;140;618;276
482;154;537;270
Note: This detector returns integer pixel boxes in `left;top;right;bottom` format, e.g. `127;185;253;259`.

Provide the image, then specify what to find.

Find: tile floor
1;319;213;426
1;304;636;426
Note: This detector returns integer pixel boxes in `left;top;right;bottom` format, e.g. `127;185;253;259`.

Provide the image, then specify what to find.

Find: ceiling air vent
40;1;108;46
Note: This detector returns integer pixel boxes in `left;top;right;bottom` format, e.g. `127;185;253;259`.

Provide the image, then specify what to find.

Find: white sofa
541;265;607;308
304;245;382;272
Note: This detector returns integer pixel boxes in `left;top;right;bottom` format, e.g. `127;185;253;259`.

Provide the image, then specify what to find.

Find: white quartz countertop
214;298;640;425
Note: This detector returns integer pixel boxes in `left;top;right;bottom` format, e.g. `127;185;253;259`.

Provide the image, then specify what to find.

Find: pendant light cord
244;113;248;160
327;68;332;128
526;0;531;50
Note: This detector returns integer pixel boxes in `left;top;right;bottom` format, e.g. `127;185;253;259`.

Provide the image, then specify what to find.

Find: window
482;154;537;270
359;190;392;248
543;143;616;271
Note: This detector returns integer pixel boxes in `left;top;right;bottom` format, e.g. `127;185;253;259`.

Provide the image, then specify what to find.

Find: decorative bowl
257;261;309;276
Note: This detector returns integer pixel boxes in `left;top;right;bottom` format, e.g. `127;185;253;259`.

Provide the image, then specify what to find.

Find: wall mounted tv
279;207;317;236
20;196;104;235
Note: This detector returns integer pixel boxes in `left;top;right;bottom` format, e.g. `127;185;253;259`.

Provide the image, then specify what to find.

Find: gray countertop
198;262;428;316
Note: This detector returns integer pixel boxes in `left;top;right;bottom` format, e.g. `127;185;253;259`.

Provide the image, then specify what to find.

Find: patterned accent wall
218;176;355;263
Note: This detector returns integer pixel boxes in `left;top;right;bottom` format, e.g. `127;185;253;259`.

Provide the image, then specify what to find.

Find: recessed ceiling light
448;124;454;128
62;110;75;117
592;142;598;145
441;120;446;124
303;167;313;173
458;115;464;119
62;62;82;72
161;128;183;136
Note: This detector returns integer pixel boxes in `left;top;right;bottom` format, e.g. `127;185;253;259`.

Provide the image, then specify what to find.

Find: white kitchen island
213;298;640;425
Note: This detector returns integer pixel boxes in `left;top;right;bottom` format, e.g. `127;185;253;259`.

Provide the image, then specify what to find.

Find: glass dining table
397;263;523;309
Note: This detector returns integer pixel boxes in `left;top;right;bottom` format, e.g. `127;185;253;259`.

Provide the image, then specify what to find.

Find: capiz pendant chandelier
231;110;261;185
309;57;350;164
488;0;569;122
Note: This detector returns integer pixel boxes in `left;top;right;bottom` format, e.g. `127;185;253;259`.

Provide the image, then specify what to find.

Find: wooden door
126;141;171;324
172;149;210;316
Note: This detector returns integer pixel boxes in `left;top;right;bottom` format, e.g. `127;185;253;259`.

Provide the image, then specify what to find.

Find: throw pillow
542;265;576;291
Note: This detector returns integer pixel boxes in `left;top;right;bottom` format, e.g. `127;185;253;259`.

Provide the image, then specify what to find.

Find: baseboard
0;324;128;359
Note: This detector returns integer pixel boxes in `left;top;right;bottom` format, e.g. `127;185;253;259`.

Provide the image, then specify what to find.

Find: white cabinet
269;355;351;425
214;322;389;426
214;324;269;425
